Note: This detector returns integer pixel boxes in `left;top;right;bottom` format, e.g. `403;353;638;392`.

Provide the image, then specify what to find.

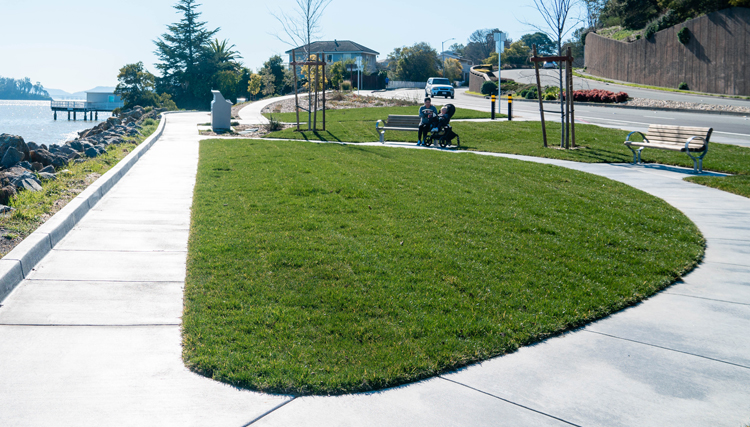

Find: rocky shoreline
0;106;164;208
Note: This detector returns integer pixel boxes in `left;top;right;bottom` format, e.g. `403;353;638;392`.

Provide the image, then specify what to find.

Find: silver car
425;77;454;99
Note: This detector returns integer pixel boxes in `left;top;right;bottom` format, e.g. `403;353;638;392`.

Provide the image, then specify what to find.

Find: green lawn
265;113;750;199
184;139;704;395
263;106;496;143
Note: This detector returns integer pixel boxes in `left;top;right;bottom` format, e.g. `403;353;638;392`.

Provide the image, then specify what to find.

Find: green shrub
678;82;689;90
265;115;282;131
678;27;690;44
645;22;658;39
142;118;157;126
481;81;498;95
341;80;352;91
543;86;559;101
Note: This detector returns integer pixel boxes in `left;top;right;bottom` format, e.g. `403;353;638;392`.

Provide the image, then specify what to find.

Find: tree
463;29;500;64
115;62;157;109
527;0;580;148
154;0;219;109
208;38;241;66
260;68;276;96
328;60;347;89
392;42;439;82
448;43;465;57
247;73;262;99
582;0;607;28
301;54;327;91
443;58;463;82
501;41;532;68
261;55;285;96
520;32;556;56
272;0;332;130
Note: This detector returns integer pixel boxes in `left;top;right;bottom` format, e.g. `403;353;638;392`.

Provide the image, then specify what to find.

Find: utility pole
441;37;455;73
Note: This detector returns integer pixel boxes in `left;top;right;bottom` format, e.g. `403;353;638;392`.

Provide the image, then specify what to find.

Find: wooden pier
50;100;124;121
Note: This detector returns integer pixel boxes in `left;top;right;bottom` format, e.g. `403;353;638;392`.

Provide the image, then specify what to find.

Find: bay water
0;100;112;146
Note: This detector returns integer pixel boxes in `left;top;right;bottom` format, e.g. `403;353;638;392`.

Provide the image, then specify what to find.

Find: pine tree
154;0;219;109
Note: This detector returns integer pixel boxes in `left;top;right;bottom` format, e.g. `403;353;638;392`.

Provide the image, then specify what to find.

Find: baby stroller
423;104;460;148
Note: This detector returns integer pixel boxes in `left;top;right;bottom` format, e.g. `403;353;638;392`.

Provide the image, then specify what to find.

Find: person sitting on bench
417;97;437;146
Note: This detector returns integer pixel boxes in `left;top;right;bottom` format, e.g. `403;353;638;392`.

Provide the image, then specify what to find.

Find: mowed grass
265;110;750;198
184;139;704;395
264;106;496;143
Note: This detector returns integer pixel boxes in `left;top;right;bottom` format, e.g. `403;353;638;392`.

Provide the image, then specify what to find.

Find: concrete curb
466;91;750;117
0;113;170;303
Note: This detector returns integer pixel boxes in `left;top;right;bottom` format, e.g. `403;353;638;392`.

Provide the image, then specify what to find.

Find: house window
327;54;332;62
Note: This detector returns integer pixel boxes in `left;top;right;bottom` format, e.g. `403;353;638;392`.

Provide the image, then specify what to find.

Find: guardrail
50;101;124;111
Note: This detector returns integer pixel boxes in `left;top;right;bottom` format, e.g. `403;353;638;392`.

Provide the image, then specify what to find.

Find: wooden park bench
624;124;713;173
375;115;421;143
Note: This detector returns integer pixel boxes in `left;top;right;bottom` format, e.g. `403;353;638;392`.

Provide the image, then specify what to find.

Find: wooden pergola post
532;45;548;148
293;50;300;132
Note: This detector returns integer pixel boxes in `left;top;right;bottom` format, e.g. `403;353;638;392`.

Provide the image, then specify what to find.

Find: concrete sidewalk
1;113;748;426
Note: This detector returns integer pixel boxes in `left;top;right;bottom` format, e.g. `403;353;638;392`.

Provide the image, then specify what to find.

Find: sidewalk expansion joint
585;330;750;370
50;249;188;253
0;323;181;327
242;397;297;426
24;278;186;284
664;292;750;306
438;377;582;426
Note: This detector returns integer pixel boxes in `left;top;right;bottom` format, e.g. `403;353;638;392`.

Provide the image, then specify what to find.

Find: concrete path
237;94;303;125
1;113;749;426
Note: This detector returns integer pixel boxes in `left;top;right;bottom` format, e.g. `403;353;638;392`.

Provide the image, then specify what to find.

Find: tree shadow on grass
292;130;342;143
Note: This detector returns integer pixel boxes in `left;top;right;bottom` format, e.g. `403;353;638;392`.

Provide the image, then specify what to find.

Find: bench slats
623;124;713;173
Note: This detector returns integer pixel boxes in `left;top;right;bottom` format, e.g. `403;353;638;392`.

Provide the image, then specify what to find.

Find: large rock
38;172;57;181
0;186;16;205
69;140;84;152
107;117;122;127
10;172;42;192
1;147;25;169
0;134;30;164
40;165;55;174
84;147;100;158
30;149;62;167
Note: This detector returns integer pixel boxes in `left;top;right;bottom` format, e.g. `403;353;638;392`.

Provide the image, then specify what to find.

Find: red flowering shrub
564;89;629;103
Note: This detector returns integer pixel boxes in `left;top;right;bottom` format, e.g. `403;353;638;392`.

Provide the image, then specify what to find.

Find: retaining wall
585;7;750;96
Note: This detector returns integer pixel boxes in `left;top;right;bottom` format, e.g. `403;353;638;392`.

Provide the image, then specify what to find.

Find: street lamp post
441;37;455;74
493;32;506;116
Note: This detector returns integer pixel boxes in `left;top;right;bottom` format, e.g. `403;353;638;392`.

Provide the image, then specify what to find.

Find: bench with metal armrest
624;124;713;173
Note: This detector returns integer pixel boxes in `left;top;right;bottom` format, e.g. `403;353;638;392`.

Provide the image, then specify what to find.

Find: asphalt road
502;69;750;108
364;87;750;148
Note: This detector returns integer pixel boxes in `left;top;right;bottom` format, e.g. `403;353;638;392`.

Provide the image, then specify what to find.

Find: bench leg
628;147;644;164
379;130;384;143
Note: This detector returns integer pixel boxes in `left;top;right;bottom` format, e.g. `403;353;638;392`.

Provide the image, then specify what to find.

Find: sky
0;0;587;93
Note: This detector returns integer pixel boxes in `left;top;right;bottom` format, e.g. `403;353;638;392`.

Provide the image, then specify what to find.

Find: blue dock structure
50;90;124;120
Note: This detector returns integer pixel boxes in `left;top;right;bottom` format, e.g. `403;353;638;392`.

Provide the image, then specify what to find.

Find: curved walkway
0;113;748;426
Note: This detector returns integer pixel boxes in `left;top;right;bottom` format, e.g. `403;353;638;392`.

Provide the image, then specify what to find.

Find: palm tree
209;38;241;66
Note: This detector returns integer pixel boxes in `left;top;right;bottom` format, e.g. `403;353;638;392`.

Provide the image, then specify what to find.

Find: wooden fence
585;7;750;96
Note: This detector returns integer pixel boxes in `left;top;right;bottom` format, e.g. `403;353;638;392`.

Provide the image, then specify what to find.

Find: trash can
211;90;232;132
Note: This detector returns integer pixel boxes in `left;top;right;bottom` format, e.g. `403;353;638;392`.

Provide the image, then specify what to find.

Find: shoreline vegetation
0;76;51;101
0;106;162;257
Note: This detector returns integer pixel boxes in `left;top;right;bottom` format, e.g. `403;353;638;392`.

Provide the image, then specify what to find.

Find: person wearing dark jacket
417;98;437;146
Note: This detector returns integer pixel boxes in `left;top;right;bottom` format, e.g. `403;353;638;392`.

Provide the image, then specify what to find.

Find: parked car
425;77;454;99
543;61;557;69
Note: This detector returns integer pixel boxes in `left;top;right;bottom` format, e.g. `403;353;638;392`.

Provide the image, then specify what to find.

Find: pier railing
50;100;124;111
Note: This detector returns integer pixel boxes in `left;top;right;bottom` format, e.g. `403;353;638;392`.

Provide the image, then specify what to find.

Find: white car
425;77;454;99
543;61;557;69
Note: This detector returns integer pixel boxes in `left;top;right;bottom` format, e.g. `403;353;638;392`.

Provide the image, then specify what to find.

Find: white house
286;40;379;74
